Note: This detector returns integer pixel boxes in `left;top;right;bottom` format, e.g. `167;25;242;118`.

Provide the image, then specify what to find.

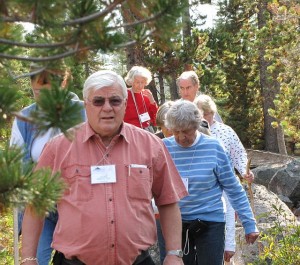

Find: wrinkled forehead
87;84;125;98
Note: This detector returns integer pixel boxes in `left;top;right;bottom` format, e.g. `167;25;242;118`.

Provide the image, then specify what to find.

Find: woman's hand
224;250;235;262
243;170;254;183
142;89;156;104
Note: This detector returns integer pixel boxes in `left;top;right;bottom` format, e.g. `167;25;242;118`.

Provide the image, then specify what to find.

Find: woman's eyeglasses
88;96;124;107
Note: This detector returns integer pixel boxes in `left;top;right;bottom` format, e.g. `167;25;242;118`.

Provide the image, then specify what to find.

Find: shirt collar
82;121;129;144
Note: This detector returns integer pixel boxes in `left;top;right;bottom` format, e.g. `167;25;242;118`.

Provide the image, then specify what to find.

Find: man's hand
224;250;235;262
245;232;259;244
163;255;184;265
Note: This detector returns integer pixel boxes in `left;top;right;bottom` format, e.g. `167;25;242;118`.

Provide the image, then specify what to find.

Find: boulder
253;160;300;203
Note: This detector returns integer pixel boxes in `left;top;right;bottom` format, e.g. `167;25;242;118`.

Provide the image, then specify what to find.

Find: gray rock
253;160;300;203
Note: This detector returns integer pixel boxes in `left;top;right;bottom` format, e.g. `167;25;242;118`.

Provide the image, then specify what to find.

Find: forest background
0;0;300;263
1;0;300;154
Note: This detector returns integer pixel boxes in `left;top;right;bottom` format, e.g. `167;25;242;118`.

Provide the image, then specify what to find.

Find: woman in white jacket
194;94;254;264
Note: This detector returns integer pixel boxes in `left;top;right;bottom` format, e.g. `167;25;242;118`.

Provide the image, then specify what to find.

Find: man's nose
102;99;113;110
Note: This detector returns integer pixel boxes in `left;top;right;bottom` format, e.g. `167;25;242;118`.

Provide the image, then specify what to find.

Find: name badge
182;177;189;192
91;165;116;184
139;112;151;123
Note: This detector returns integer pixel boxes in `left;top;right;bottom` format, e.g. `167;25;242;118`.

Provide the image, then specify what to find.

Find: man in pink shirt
20;70;187;265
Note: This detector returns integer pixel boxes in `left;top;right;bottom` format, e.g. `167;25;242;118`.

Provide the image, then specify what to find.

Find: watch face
167;250;183;258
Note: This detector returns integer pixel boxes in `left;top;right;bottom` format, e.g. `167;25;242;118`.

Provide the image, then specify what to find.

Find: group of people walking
11;65;259;265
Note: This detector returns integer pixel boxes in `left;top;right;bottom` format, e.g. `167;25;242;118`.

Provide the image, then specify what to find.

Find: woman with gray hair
163;100;259;265
124;66;158;132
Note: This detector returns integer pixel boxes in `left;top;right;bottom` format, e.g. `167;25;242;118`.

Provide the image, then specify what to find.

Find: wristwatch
167;249;183;258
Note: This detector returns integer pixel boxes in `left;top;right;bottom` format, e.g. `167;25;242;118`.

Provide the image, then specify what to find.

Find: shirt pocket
127;166;151;201
62;165;93;202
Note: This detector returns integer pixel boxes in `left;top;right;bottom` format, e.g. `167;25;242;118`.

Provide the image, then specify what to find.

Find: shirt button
109;198;113;201
111;220;114;224
111;244;115;248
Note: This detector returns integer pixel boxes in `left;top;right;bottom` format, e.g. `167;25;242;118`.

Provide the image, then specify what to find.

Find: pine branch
0;145;65;216
30;85;85;138
63;0;126;26
107;9;167;30
0;43;81;61
0;37;75;48
0;0;126;26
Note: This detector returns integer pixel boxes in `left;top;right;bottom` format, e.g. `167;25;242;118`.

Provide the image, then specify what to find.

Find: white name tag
91;165;116;184
182;177;189;192
139;112;151;123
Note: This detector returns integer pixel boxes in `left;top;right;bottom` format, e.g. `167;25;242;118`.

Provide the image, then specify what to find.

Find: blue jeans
156;219;166;264
182;221;225;265
18;210;58;265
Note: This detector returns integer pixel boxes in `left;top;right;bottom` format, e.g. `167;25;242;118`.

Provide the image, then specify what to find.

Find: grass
0;209;15;265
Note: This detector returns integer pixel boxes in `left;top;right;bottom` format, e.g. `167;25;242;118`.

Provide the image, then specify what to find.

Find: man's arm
158;203;184;265
21;206;44;264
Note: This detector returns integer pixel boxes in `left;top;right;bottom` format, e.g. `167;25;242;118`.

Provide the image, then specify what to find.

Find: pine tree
0;0;185;213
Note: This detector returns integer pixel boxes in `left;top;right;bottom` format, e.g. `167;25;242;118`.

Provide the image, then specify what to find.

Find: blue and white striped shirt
163;133;258;234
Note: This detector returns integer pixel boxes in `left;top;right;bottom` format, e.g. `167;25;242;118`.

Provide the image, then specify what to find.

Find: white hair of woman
124;66;152;86
82;70;128;100
165;100;203;131
194;94;217;115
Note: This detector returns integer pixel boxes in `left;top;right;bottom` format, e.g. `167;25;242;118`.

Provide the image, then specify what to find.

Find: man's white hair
83;70;128;99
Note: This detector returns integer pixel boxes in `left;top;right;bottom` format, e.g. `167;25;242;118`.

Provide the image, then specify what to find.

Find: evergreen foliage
0;143;65;216
0;0;186;214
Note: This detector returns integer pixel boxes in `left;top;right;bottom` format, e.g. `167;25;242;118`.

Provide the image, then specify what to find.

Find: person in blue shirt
10;65;86;265
162;100;259;265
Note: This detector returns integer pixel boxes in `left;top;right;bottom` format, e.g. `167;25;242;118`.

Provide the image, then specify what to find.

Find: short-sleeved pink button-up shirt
36;122;187;265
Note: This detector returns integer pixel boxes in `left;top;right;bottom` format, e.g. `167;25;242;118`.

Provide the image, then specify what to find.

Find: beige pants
224;260;235;265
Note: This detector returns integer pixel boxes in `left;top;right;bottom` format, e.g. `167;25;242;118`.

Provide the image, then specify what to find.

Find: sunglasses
88;96;124;107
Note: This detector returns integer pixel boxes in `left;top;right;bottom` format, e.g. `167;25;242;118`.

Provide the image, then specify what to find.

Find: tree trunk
277;125;288;155
148;80;158;104
170;72;179;100
182;0;193;69
257;0;280;153
120;5;144;71
158;72;165;105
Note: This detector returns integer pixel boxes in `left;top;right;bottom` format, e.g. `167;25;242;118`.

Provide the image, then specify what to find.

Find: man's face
178;78;199;102
84;85;127;139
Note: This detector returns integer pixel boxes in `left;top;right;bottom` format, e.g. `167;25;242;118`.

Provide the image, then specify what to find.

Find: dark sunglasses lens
92;98;105;106
109;97;123;106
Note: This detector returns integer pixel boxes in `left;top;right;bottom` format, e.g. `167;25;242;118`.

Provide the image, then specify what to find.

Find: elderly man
20;70;187;265
176;70;222;122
